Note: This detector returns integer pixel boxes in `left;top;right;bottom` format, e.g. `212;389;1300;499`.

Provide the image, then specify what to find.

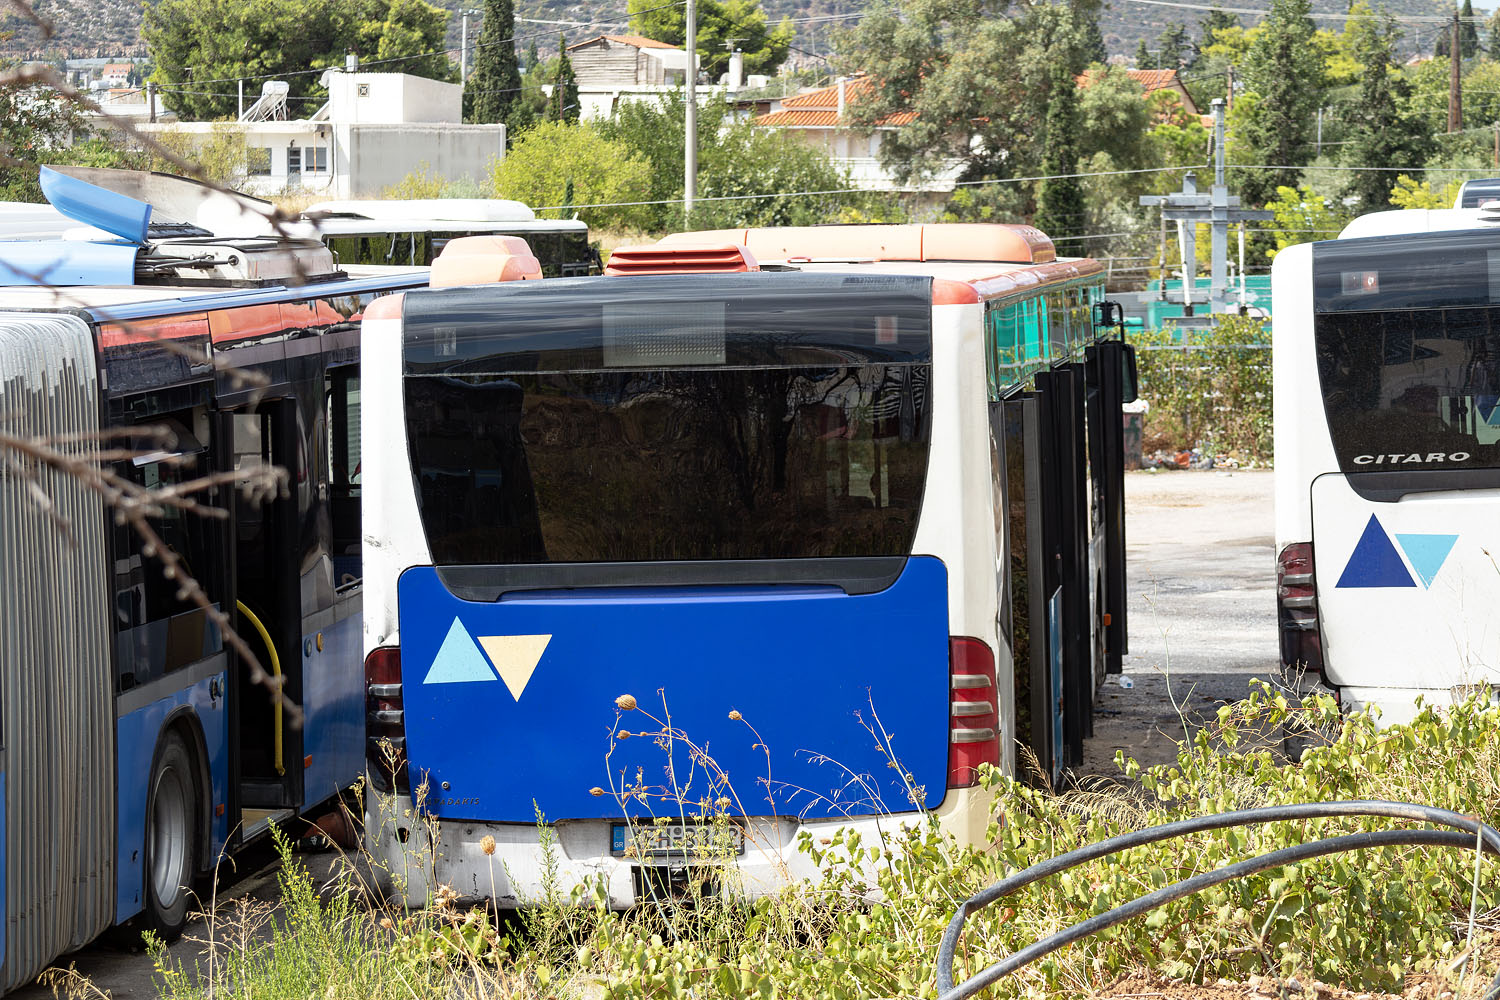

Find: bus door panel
1085;339;1130;673
997;393;1059;786
230;398;305;811
299;362;366;809
1034;368;1090;768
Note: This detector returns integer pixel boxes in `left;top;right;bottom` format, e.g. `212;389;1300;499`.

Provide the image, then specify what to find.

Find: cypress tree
1237;0;1323;204
1461;0;1480;58
1079;5;1108;66
548;33;579;123
1034;64;1086;251
1344;8;1431;210
468;0;521;124
1135;37;1154;68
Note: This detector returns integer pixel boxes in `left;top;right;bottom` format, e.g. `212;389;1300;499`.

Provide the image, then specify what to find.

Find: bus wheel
143;730;198;939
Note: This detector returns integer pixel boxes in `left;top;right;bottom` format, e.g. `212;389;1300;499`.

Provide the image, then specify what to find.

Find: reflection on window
405;365;930;565
327;367;362;588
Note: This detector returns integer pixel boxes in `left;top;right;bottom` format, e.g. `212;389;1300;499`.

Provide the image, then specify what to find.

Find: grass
63;686;1500;1000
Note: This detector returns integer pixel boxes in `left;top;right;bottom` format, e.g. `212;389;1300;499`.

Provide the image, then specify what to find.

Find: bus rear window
1313;234;1500;474
401;274;933;566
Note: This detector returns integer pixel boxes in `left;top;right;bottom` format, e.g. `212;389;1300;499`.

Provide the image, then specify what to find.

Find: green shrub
1134;315;1272;461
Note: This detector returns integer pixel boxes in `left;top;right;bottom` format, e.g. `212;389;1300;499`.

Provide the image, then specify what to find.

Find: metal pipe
236;600;284;776
684;0;697;222
936;801;1500;1000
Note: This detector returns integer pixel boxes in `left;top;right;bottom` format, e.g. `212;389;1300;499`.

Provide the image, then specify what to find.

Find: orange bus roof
658;223;1056;265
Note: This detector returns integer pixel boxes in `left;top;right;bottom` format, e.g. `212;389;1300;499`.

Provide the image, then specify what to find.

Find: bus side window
114;405;226;691
327;366;362;589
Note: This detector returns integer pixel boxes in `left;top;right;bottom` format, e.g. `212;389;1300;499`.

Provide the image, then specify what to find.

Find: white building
140;71;505;199
754;76;963;198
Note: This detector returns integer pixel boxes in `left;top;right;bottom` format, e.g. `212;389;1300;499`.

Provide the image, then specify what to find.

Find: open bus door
1085;335;1134;676
226;398;305;835
998;364;1092;783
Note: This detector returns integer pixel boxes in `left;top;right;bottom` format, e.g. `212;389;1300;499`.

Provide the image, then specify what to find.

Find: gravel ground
1083;468;1280;778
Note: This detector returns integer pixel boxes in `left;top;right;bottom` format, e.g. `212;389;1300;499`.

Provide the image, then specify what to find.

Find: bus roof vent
605;243;758;275
430;234;542;288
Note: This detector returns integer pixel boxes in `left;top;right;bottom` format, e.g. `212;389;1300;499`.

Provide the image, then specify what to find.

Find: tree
1342;6;1431;212
144;0;453;121
1462;0;1480;58
0;83;82;200
467;0;521;124
1079;5;1108;66
1034;64;1086;251
628;0;794;78
1135;38;1154;68
1156;22;1196;70
1487;8;1500;60
505;42;548;137
1200;8;1239;47
1236;0;1323;205
489;121;653;229
837;0;1100;187
547;33;579;123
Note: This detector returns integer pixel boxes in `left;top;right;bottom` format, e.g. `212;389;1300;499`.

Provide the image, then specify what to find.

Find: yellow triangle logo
476;634;552;701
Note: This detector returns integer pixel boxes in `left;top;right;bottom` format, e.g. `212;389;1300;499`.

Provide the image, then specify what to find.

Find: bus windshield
400;274;933;566
1312;231;1500;474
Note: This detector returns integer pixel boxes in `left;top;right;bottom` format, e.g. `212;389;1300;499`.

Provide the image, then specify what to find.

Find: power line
1114;0;1489;22
156;2;683;88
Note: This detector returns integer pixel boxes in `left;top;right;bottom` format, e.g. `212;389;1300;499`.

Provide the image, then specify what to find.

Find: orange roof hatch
430;235;542;288
605;243;759;275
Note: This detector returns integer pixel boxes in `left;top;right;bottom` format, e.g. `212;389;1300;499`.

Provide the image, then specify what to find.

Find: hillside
0;0;1464;70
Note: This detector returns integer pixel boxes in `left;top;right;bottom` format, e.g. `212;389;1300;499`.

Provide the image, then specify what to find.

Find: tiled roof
780;76;879;109
568;33;679;50
756;108;916;127
1076;67;1184;92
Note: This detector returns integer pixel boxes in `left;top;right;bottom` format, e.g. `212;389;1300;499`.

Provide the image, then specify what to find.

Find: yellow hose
235;600;284;776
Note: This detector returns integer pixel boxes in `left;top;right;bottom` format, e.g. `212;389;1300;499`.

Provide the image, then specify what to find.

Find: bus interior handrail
936;800;1500;1000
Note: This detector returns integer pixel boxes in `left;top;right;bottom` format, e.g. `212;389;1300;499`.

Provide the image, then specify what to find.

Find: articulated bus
1274;207;1500;725
360;223;1136;906
0;167;425;989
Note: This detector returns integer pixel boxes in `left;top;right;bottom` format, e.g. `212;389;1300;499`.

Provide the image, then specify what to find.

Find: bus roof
1337;208;1500;240
0;264;427;319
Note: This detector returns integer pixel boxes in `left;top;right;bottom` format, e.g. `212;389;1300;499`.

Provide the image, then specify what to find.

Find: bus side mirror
1121;344;1139;404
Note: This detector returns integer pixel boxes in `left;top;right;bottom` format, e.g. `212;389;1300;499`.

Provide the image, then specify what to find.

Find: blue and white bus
0;167;425;989
1274;206;1500;725
359;224;1137;906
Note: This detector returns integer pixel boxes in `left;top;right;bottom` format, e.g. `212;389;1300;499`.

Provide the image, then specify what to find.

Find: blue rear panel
398;556;951;822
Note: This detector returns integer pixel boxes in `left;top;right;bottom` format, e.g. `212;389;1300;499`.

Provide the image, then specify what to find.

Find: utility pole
237;78;244;118
462;10;471;81
147;81;157;123
1450;7;1463;133
1226;64;1234;112
684;0;697;222
1316;107;1323;156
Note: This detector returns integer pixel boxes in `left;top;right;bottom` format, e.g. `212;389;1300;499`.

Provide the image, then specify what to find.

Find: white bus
1273;207;1500;724
358;224;1137;906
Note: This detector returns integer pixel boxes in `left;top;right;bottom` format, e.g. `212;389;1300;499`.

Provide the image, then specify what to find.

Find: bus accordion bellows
361;223;1138;906
1273;206;1500;726
0;166;426;989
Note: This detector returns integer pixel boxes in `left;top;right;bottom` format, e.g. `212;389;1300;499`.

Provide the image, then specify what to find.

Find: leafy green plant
1134;314;1272;461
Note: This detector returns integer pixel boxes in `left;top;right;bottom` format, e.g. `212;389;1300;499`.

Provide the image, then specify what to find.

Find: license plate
611;821;745;858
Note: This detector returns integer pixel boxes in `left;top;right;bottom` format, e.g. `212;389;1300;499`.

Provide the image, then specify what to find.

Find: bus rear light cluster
1277;543;1325;681
948;636;1000;789
365;646;409;792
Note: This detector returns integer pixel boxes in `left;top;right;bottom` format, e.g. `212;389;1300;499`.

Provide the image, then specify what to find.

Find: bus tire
142;730;199;940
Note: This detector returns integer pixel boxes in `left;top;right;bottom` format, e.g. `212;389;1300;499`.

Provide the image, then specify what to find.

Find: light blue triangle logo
1395;533;1459;589
422;617;497;684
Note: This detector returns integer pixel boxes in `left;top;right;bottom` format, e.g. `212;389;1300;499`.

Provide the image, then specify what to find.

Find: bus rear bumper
363;784;992;909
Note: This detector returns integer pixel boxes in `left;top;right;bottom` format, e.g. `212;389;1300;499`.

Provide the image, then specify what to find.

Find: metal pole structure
1450;8;1463;133
1225;64;1234;111
685;0;698;222
461;10;470;82
1209;98;1229;314
147;81;157;123
238;78;244;118
1238;222;1247;312
1316;107;1322;156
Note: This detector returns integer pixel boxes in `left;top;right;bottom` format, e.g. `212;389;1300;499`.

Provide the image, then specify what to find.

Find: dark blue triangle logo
1336;514;1416;588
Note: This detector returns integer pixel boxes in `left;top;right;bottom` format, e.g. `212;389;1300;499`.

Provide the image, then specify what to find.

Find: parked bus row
0;166;1135;987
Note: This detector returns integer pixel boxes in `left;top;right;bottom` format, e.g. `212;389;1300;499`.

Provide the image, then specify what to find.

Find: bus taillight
1277;543;1325;682
948;637;999;789
364;646;409;792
